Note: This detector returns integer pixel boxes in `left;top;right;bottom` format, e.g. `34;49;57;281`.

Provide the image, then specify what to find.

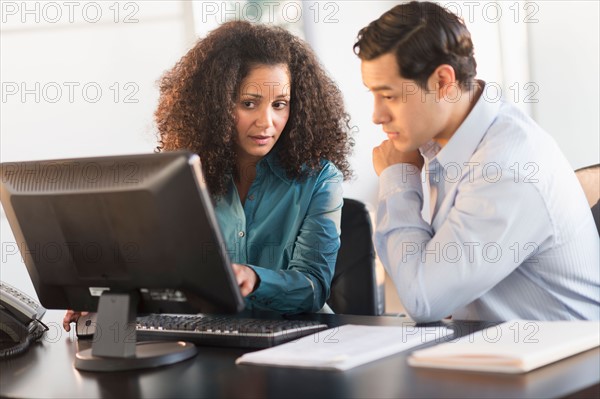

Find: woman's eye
273;101;288;110
242;101;255;108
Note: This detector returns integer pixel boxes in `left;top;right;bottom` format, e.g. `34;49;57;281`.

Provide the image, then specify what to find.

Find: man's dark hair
354;1;477;90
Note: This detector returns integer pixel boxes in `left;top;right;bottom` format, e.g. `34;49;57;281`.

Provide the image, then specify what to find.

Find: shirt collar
420;81;500;168
420;140;442;160
258;149;292;184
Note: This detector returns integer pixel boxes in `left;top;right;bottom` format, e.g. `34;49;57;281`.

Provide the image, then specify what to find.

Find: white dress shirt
374;84;600;322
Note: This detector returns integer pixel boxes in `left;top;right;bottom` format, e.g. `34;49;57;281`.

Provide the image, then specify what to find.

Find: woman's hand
62;310;88;332
232;263;259;296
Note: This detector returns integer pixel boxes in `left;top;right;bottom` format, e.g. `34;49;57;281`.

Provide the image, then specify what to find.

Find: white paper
408;320;600;373
236;324;453;370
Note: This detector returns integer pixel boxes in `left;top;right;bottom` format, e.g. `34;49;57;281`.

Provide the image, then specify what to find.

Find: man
354;1;599;322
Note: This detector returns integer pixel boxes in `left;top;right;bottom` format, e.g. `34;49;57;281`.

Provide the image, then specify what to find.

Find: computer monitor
0;151;245;371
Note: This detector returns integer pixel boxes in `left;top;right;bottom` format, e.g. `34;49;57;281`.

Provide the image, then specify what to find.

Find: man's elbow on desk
402;306;449;324
396;286;454;323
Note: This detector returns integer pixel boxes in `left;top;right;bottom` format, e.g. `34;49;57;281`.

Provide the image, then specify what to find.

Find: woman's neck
234;153;261;205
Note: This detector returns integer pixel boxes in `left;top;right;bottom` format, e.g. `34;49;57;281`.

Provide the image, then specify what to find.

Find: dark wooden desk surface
1;310;598;399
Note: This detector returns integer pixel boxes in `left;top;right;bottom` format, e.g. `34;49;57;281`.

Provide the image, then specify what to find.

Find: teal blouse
214;152;343;314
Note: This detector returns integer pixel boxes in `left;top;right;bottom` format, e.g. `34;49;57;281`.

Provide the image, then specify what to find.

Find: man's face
361;53;448;152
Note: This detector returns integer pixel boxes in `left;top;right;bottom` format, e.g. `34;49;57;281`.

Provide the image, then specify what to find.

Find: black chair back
328;199;385;315
575;164;600;235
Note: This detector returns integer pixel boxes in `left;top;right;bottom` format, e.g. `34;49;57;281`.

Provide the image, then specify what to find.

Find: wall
0;0;196;296
527;1;599;170
1;1;598;302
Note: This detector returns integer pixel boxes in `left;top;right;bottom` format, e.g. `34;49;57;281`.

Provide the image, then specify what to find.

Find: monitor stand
75;292;197;372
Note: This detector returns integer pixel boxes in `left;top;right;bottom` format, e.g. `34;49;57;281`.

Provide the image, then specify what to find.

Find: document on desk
235;324;452;370
408;320;600;374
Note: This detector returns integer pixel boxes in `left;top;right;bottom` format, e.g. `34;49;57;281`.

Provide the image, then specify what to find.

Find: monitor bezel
0;151;246;316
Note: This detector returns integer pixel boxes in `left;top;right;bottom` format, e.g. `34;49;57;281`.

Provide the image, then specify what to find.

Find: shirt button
238;231;245;237
248;194;255;201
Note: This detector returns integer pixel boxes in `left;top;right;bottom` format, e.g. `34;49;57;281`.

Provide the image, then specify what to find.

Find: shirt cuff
244;264;275;307
378;163;423;199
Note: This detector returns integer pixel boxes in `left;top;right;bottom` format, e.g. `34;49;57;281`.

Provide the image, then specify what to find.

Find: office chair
575;164;600;235
328;198;385;315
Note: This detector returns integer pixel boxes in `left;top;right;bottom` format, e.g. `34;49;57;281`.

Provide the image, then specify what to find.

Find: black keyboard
136;314;329;348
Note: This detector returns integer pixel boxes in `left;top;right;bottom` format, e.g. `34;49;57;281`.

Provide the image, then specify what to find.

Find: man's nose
372;102;391;125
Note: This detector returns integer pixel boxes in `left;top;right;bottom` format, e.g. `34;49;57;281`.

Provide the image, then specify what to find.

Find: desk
1;310;599;398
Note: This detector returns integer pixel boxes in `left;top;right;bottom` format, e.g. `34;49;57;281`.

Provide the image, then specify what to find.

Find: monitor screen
0;151;245;316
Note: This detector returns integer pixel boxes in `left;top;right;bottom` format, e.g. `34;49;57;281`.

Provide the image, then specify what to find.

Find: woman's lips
250;135;272;145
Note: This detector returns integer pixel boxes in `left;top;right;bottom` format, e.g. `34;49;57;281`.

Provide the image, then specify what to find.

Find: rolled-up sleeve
246;164;343;313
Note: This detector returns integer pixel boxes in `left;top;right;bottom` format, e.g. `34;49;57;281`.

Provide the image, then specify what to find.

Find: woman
64;21;352;330
156;20;353;314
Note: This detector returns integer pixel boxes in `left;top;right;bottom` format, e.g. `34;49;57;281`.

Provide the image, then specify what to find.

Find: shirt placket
428;159;442;219
242;162;264;262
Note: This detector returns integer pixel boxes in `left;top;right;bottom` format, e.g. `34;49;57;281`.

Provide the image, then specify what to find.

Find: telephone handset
0;281;47;358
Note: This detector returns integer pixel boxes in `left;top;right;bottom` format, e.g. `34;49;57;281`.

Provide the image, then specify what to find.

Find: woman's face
234;64;291;163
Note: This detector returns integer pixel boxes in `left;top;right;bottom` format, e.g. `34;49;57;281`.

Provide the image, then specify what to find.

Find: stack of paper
236;324;452;370
408;320;600;374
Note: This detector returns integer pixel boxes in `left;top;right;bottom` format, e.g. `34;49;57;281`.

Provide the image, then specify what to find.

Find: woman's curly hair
155;20;353;197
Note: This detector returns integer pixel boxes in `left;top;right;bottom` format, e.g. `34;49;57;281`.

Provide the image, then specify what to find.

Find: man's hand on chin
372;140;424;176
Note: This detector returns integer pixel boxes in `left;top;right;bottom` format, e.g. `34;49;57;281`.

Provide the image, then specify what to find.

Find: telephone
0;281;47;359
